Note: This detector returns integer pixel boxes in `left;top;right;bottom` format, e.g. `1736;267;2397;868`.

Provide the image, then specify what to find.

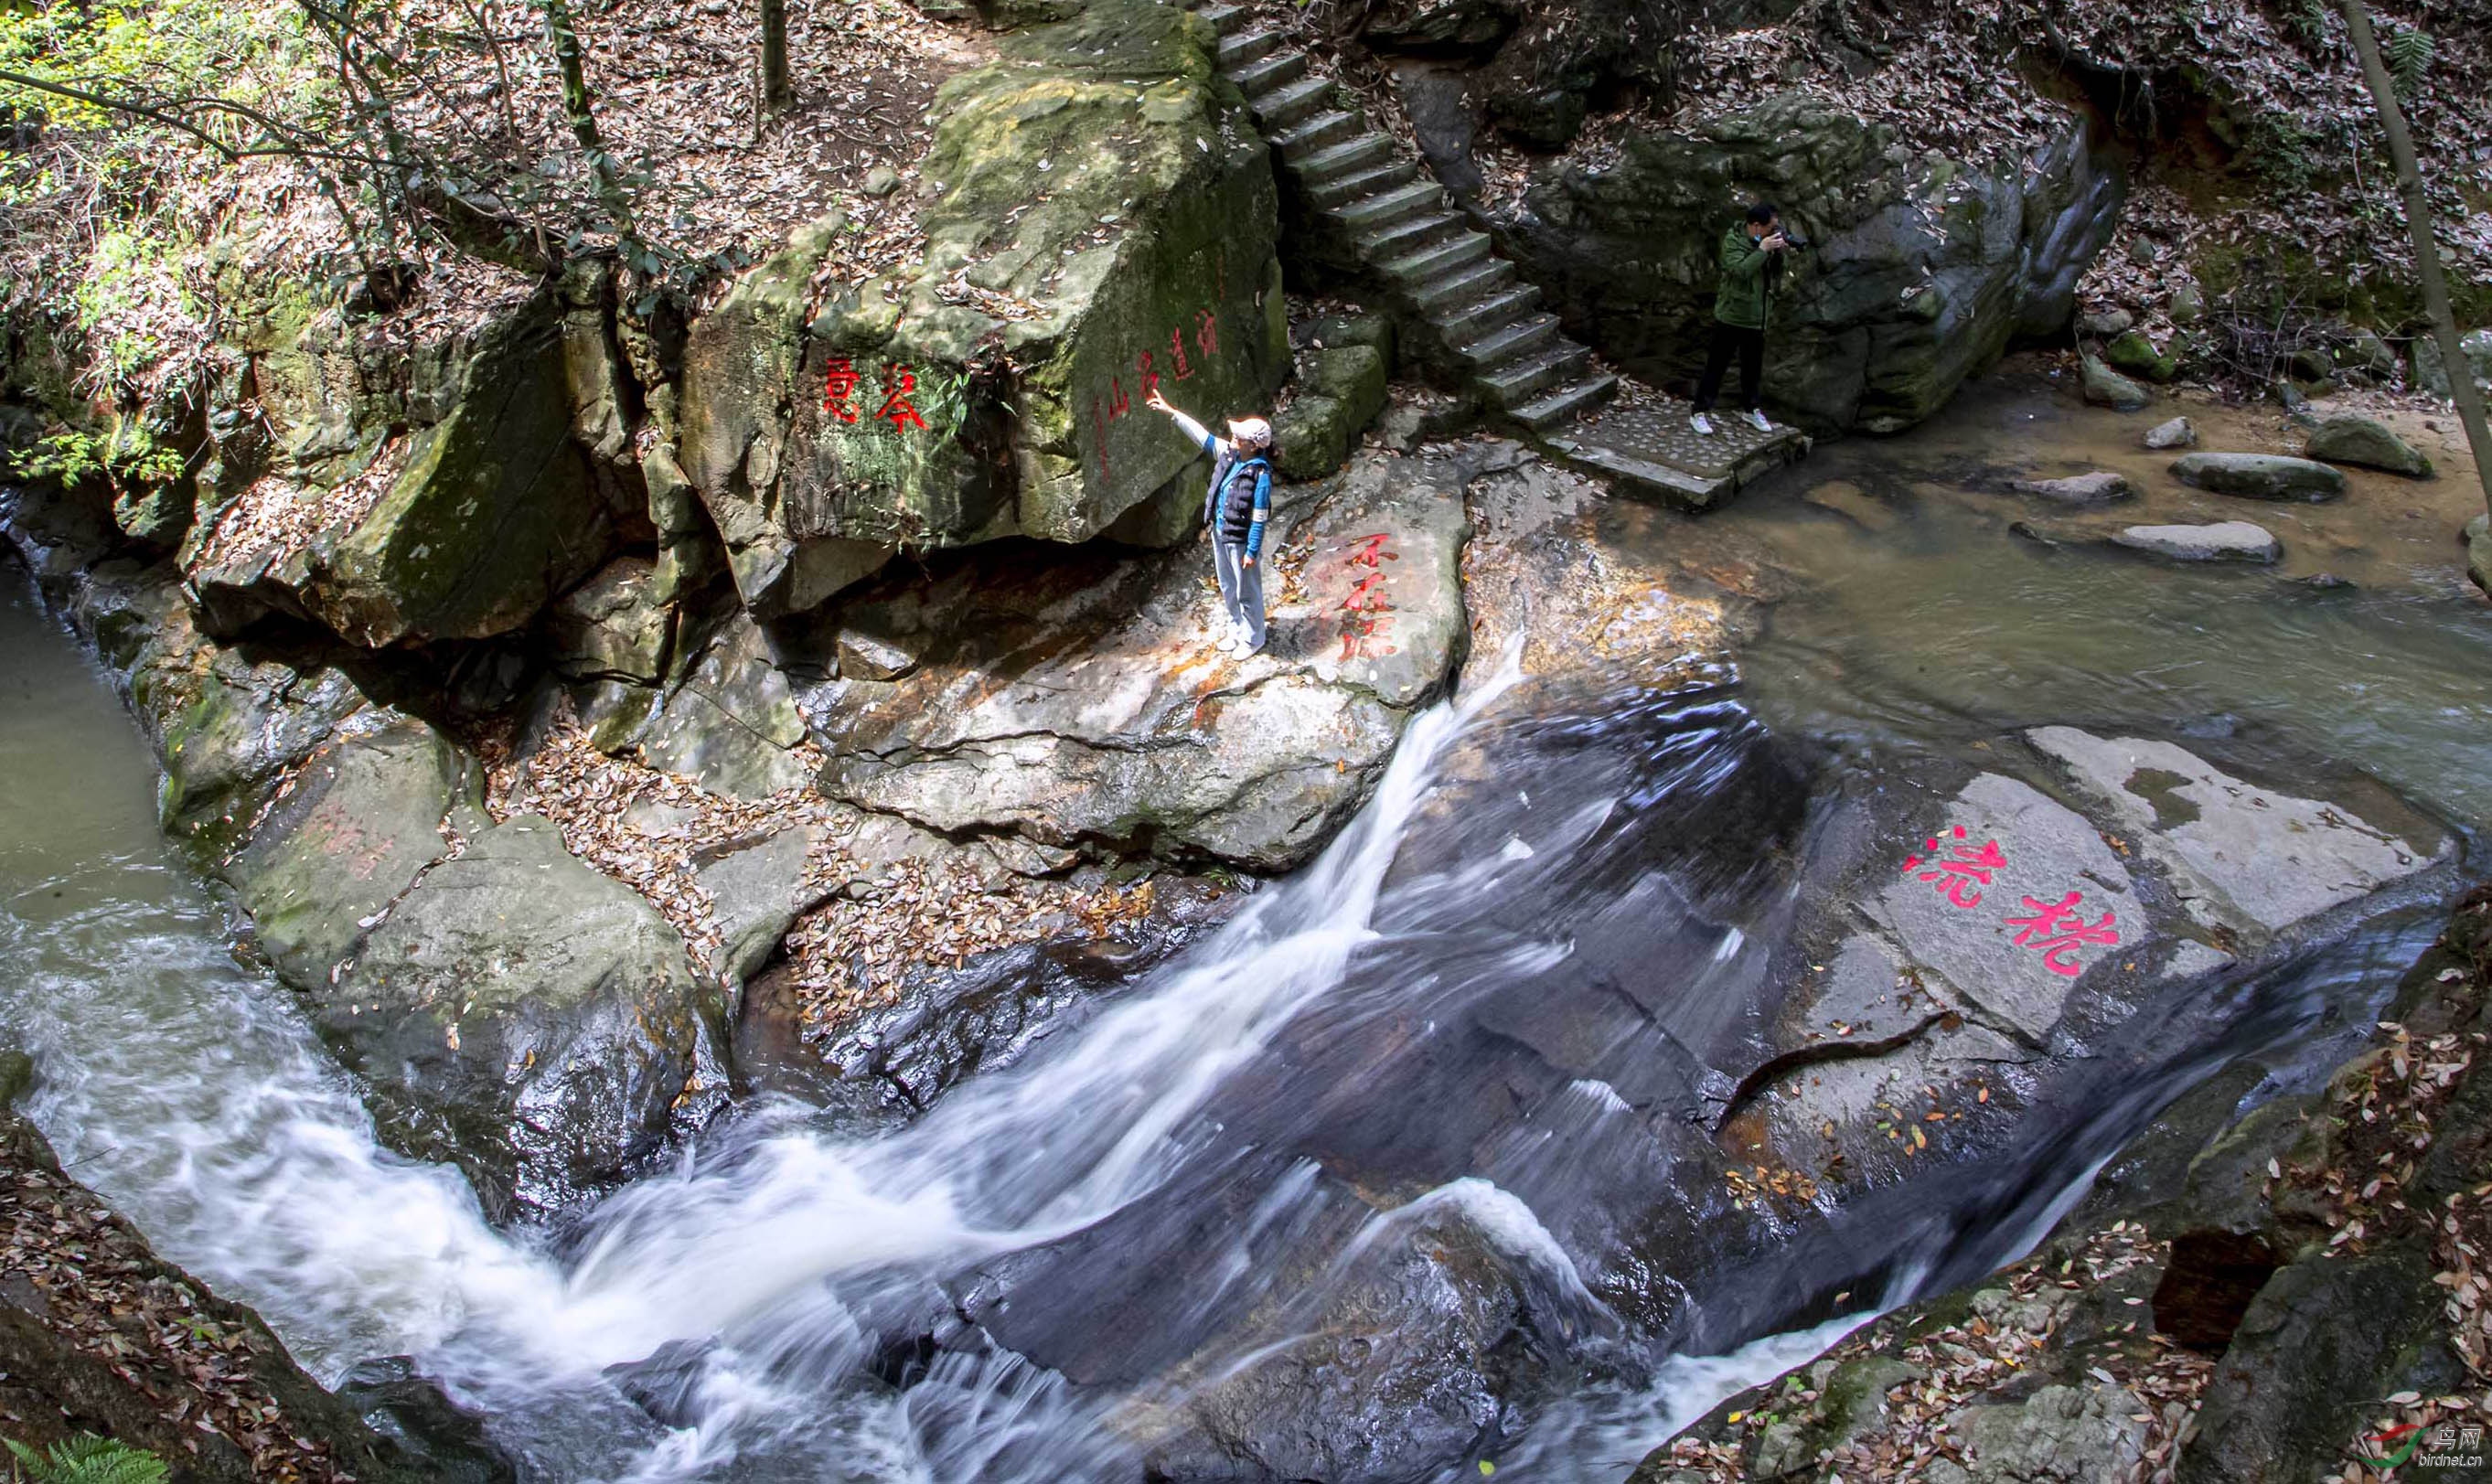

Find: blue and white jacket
1172;411;1271;557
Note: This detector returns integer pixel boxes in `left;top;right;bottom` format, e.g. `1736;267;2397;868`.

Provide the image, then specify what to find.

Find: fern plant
5;1436;169;1484
2387;23;2434;97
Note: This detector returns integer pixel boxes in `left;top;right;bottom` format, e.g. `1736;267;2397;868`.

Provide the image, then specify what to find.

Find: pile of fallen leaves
2283;900;2492;1482
479;705;1156;1032
0;1118;354;1481
480;710;840;977
781;858;1156;1028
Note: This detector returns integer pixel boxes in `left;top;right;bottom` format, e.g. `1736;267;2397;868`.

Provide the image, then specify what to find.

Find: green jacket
1712;224;1772;329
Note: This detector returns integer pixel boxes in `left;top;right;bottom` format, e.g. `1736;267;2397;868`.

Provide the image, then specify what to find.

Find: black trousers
1693;323;1764;412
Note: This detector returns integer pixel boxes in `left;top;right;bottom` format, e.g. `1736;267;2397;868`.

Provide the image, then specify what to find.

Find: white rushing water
28;572;1837;1481
16;558;2415;1483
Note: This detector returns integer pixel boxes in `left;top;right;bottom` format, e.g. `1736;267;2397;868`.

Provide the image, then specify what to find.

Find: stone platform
1545;395;1812;510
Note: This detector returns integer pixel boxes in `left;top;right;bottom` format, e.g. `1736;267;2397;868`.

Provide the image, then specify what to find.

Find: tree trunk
759;0;794;117
539;0;634;236
2339;0;2492;527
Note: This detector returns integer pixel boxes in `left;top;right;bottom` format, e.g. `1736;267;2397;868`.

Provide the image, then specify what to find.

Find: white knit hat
1226;415;1273;451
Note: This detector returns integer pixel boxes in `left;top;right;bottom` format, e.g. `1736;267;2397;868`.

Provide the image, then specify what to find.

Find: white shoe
1690;412;1714;436
1214;632;1243;655
1746;409;1772;432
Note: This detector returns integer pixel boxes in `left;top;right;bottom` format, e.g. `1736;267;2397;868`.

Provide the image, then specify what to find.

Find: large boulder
317;816;724;1221
2303;413;2433;477
2170;452;2346;501
678;0;1291;618
183;288;611;647
807;449;1469;870
1497;95;2122;432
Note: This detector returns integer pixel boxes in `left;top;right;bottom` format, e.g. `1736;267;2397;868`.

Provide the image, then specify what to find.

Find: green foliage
2279;0;2327;48
5;1436;171;1484
70;229;189;381
2385;23;2433;98
2;423;185;488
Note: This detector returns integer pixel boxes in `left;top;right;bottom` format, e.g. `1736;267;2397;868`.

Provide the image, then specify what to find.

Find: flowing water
5;380;2487;1483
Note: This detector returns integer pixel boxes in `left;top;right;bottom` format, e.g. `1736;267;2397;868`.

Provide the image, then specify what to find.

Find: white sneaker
1746;409;1772;432
1214;632;1243;655
1690;412;1714;436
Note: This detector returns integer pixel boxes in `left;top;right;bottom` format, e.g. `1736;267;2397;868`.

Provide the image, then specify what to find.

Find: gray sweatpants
1214;540;1267;650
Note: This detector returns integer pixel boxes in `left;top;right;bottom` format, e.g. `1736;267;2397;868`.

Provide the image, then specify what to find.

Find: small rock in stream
2112;521;2282;564
2008;470;2134;506
2142;415;2196;450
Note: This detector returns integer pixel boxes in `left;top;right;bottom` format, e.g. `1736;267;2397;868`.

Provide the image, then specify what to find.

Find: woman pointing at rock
1147;386;1273;658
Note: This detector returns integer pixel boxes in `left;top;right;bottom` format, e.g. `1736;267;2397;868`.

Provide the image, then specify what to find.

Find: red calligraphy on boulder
2004;891;2120;977
876;364;927;432
1900;825;2007;910
823;358;861;423
1338;536;1398;660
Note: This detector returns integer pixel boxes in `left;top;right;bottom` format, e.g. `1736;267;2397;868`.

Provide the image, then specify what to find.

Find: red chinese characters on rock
876;364;926;432
1900;825;2007;909
823;358;928;432
2004;891;2121;977
823;358;861;423
1338;533;1399;660
1088;305;1233;479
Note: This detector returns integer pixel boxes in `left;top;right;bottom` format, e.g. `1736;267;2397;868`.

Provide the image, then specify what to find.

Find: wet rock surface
318;816;727;1222
806;447;1471;870
1634;888;2492;1484
2111;521;2281;564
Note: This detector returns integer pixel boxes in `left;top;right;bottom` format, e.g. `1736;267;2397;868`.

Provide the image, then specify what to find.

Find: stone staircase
1190;0;1812;505
1193;0;1617;433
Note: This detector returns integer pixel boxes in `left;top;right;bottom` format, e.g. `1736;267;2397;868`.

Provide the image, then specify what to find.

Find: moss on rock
679;0;1289;617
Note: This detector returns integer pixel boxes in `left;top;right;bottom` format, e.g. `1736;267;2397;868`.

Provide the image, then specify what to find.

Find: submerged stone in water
2110;521;2281;564
2008;470;2134;506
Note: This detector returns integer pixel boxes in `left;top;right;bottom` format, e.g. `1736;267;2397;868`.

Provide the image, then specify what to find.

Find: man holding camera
1691;201;1790;437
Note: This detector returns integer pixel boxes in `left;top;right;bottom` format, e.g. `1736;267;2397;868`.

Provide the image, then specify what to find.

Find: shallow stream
4;374;2487;1482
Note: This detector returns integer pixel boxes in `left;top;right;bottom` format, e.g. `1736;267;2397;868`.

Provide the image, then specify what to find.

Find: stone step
1307;158;1417;210
1382;230;1492;283
1361;210;1466;261
1335;179;1443;232
1197;1;1253;35
1433;283;1542;344
1407;256;1514;312
1457;312;1560;369
1217;27;1284;68
1253;75;1336;131
1276;109;1361;159
1479;342;1590;407
1295;133;1396;185
1232;50;1307;96
1510;373;1620;431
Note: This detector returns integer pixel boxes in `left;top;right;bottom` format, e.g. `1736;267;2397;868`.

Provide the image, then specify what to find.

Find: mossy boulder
2102;327;2177;383
2170;451;2345;502
320;816;725;1222
1502;94;2123;432
2304;414;2432;477
2081;353;2149;411
183;287;609;647
1274;344;1390;479
679;0;1289;617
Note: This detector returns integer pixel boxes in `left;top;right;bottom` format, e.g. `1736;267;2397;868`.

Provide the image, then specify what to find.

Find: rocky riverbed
4;0;2490;1475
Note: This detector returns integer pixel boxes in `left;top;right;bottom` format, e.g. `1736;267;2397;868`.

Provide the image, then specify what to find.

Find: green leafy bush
5;1435;170;1484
